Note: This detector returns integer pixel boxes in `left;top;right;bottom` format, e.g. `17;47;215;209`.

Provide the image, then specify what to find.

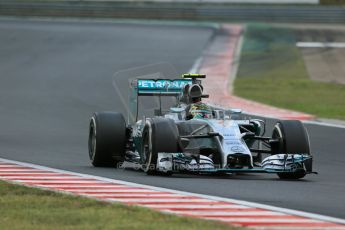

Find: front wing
157;152;315;174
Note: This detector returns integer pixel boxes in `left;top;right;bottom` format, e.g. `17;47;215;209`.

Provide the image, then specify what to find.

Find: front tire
142;118;180;175
271;120;311;179
88;112;126;167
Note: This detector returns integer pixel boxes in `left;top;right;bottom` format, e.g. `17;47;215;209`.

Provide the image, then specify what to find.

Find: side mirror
241;132;255;139
229;109;242;114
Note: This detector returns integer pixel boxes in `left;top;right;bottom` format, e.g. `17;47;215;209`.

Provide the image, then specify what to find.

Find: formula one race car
88;74;314;179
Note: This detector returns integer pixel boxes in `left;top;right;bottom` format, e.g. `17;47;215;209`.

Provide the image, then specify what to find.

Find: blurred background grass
235;23;345;120
320;0;345;5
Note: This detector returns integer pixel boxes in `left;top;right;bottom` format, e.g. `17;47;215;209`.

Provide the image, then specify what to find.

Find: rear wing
136;79;192;96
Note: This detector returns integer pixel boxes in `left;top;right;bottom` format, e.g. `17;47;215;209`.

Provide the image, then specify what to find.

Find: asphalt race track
1;19;345;220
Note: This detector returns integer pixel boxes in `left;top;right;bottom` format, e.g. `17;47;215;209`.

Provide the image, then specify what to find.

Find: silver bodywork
163;106;253;166
205;119;253;169
151;108;310;174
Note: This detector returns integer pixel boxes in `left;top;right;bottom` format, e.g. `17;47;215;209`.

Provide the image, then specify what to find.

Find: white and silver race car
88;74;314;179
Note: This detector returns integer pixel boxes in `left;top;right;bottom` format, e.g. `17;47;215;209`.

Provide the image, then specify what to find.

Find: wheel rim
88;120;97;160
142;123;157;173
143;137;149;163
142;130;151;172
272;124;283;154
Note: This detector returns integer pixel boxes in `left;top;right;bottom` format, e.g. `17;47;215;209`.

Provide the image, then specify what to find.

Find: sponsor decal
225;140;241;145
138;79;191;90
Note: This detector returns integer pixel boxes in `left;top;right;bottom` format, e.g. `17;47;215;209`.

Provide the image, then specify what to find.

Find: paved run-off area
297;28;345;85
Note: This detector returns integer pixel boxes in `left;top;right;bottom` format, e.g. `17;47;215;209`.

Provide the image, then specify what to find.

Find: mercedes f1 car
88;74;314;179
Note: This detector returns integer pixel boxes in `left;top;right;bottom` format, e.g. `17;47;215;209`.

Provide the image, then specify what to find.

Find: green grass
234;24;345;121
320;0;345;5
0;180;241;230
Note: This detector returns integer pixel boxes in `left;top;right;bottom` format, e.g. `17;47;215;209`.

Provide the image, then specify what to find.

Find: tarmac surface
0;19;345;220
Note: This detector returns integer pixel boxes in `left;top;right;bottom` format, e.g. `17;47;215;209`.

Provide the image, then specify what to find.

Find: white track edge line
302;120;345;129
297;42;345;48
1;157;345;225
242;111;345;129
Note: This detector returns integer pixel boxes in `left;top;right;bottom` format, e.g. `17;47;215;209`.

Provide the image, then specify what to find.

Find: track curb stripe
1;158;345;229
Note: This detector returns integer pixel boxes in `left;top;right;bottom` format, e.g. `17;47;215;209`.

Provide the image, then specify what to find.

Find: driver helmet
189;84;203;103
188;84;211;118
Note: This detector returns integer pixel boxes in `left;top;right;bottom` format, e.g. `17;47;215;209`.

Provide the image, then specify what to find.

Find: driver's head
189;84;203;103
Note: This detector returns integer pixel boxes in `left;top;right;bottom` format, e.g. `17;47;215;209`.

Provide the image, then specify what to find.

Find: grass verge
320;0;345;5
0;180;240;230
234;23;345;121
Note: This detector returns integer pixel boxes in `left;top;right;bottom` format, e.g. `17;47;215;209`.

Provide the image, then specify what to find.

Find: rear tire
142;118;180;175
271;120;311;179
88;112;126;167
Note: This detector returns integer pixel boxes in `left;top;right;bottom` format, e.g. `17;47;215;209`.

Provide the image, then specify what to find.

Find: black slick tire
271;120;311;179
88;112;126;167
